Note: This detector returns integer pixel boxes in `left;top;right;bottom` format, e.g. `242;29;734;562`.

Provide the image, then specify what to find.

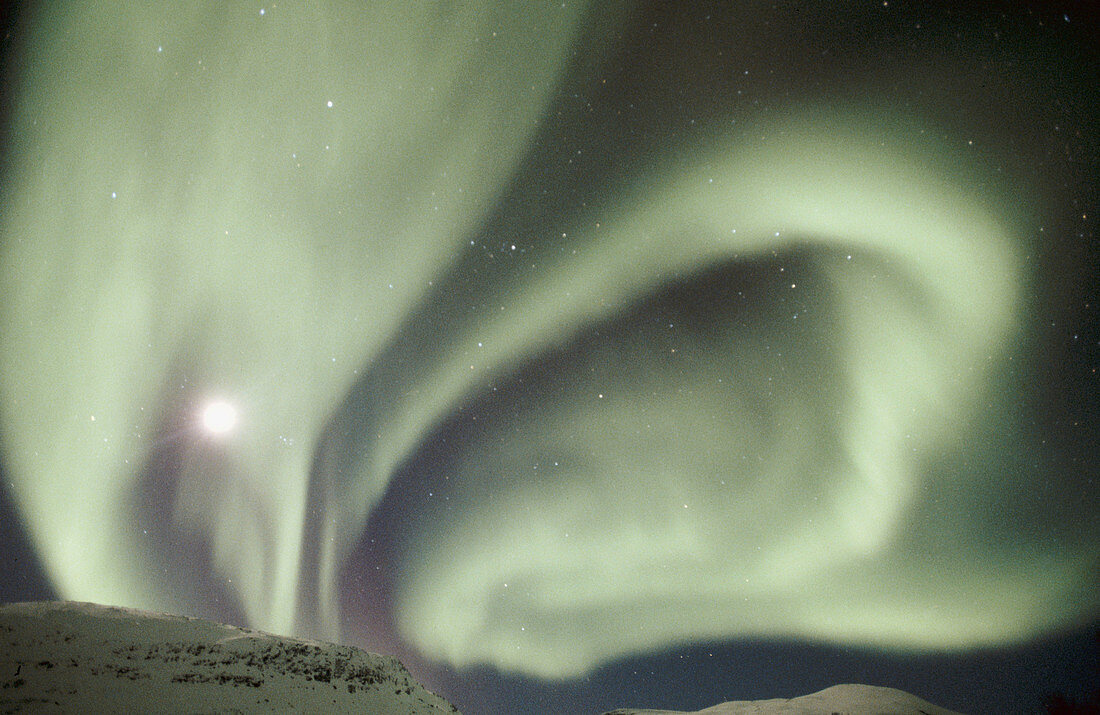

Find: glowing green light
0;1;1093;682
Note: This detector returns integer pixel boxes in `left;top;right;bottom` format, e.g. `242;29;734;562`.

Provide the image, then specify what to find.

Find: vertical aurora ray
0;0;608;635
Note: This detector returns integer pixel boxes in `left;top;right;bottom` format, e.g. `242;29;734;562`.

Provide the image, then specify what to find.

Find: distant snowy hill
0;601;458;713
602;683;964;715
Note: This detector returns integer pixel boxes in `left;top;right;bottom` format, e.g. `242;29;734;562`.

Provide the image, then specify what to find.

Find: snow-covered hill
0;601;457;713
602;683;963;715
0;602;970;714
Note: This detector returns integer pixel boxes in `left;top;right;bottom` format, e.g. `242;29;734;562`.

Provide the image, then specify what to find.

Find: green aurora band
1;2;1096;679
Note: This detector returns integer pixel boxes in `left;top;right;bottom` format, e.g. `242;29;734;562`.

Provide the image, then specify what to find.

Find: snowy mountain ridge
0;601;457;713
602;682;964;715
0;601;968;714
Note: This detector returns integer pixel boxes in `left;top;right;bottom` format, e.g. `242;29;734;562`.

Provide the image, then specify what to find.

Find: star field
1;2;1097;713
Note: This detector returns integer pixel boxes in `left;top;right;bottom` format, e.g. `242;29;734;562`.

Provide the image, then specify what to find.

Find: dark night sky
1;2;1098;713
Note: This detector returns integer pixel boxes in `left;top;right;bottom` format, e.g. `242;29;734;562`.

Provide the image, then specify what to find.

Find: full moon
200;400;238;435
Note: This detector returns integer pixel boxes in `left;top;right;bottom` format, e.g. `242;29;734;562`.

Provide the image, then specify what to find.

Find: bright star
200;399;237;435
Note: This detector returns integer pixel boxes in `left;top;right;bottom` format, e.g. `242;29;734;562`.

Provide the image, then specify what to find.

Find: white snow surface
0;601;458;713
602;683;964;715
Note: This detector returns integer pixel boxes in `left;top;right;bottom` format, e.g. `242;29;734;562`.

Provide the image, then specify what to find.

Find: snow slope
0;601;457;713
602;683;964;715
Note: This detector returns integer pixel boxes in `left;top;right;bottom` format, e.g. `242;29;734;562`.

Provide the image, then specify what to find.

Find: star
200;399;237;435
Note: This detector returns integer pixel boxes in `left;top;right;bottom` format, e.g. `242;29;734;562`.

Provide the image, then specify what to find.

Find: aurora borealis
1;2;1097;712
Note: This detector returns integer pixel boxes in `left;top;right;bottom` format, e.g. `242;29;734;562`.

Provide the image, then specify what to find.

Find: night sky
1;2;1097;713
